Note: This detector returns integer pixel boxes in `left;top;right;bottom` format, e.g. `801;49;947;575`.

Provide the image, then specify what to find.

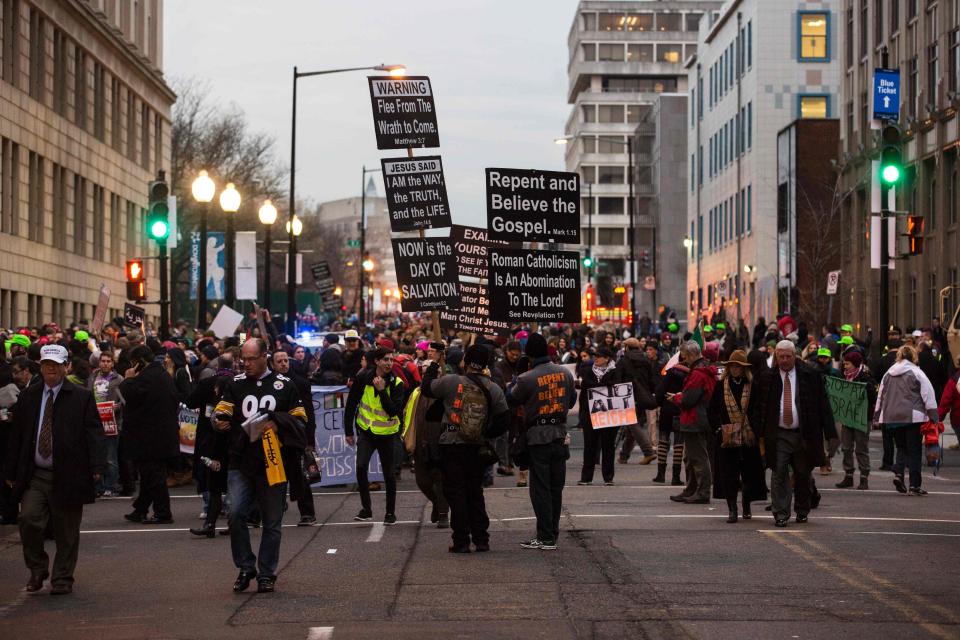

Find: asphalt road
1;429;958;640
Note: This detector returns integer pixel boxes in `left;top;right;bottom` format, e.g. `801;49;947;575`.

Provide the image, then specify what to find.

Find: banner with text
368;76;439;150
311;386;383;486
486;168;580;244
381;155;451;231
449;224;516;281
392;238;458;312
488;248;582;323
438;281;511;337
588;383;637;429
824;376;869;433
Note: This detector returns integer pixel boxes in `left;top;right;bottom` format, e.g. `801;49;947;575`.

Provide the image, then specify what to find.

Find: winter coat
672;358;717;433
184;374;229;492
88;370;124;429
118;360;181;461
655;364;689;433
577;362;619;430
614;350;658;410
937;372;960;429
755;362;835;469
875;359;939;426
4;379;105;506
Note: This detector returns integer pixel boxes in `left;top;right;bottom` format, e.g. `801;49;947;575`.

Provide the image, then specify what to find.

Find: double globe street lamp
258;199;278;310
191;171;242;326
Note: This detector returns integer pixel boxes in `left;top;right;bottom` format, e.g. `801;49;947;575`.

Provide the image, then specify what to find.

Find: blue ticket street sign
873;68;900;120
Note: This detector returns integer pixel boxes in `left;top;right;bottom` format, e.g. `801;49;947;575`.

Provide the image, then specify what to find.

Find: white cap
344;329;360;340
912;329;923;338
39;344;69;364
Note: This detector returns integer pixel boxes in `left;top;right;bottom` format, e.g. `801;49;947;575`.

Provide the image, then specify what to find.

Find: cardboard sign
488;248;582;323
381;156;451;231
368;76;439;150
97;401;118;436
208;304;244;339
179;404;199;454
122;302;145;328
91;285;110;334
826;270;841;295
449;224;516;281
392;238;459;312
438;281;511;337
485;168;580;244
824;376;869;432
311;386;383;486
588;383;637;429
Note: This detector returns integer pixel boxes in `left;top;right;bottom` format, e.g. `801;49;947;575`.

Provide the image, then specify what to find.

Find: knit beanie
525;333;548;359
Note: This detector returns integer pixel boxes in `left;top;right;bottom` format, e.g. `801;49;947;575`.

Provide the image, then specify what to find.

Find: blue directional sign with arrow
873;68;900;120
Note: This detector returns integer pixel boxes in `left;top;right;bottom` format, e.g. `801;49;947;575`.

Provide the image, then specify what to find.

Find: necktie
38;389;54;459
782;372;794;427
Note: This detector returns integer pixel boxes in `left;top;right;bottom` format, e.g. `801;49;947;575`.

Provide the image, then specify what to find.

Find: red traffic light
906;215;924;255
126;259;144;282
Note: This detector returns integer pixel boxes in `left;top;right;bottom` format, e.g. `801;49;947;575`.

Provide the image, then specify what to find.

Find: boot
670;465;683;486
741;498;752;520
516;470;528;488
669;480;697;502
189;523;215;538
726;498;738;523
835;475;854;489
857;476;869;490
652;463;666;483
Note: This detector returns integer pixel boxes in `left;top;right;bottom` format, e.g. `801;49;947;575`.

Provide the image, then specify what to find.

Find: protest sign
488;248;581;323
96;401;118;436
438;281;511;337
311;386;383;486
486;168;580;244
368;76;439;150
122;302;145;328
91;285;110;334
179;404;199;454
824;376;869;432
208;304;244;339
588;383;637;429
449;224;517;281
392;238;458;312
381;156;451;231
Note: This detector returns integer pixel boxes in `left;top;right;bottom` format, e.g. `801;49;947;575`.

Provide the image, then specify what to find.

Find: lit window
799;13;829;60
800;95;828;118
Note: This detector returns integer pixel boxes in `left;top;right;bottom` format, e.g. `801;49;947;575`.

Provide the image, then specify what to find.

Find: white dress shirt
34;381;63;469
778;368;799;429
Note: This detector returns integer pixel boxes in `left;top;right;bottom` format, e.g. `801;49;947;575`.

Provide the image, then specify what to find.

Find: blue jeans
227;470;286;579
96;436;119;493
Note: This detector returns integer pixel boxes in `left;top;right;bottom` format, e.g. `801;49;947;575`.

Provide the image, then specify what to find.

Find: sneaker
539;540;558;550
297;516;317;526
639;454;656;465
908;487;928;496
892;475;907;494
354;509;373;522
383;513;397;525
603;481;614;486
101;489;114;497
520;538;544;549
198;511;208;519
617;457;629;465
577;480;592;486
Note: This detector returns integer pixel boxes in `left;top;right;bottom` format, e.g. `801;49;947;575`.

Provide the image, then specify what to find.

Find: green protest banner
823;376;869;432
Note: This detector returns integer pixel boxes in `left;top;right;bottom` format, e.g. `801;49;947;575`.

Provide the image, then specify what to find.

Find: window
110;77;122;149
698;144;703;185
581;104;595;123
52;165;67;250
110;193;122;264
657;13;682;31
598;197;624;215
127;90;137;160
950;153;958;226
625;13;653;31
582;12;597;30
747;21;753;67
747;102;752;148
598;105;624;123
657;44;682;63
582;43;596;61
686;13;702;31
598;43;624;61
927;161;937;230
597;228;625;245
1;138;20;235
907;56;918;117
691;154;696;191
29;9;45;102
799;95;829;118
154;116;162;170
92;184;105;261
74;176;86;256
75;48;87;129
951;26;960;93
28;152;43;243
53;30;67;117
598;13;624;31
891;0;900;35
626;105;643;122
845;7;854;67
799;12;830;61
126;200;138;258
875;0;884;45
927;43;939;105
2;0;20;86
581;166;596;183
747;185;752;231
626;44;653;61
141;104;151;169
859;1;868;58
907;0;917;20
597;135;626;153
598;166;625;184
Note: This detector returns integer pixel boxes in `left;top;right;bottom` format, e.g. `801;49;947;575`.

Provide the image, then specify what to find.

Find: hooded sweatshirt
875;359;939;425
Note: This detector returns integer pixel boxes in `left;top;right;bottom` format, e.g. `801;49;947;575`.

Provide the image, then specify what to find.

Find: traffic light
639;249;652;270
147;176;170;242
582;254;593;269
879;123;902;186
126;258;146;301
906;215;924;255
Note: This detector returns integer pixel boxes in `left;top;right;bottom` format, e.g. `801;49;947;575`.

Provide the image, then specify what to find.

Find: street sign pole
876;48;895;337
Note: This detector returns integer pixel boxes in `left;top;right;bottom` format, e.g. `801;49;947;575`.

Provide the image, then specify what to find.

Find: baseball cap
715;322;726;330
343;329;360;340
840;324;854;333
911;329;923;338
40;344;69;364
838;336;854;346
703;325;713;333
74;330;90;342
816;347;833;358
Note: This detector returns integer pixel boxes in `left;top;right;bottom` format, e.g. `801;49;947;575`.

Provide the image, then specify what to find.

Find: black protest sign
449;224;517;281
488;248;581;323
368;76;439;150
123;302;145;328
381;156;451;231
392;238;458;312
486;168;580;244
438;281;511;337
310;261;335;294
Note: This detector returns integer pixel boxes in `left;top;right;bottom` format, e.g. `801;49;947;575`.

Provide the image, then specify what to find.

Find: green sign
346;238;361;248
824;376;869;432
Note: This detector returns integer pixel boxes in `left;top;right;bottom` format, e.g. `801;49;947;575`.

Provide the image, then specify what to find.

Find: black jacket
655;364;689;432
576;362;618;429
118;361;181;461
614;350;658;410
4;379;105;506
288;370;317;447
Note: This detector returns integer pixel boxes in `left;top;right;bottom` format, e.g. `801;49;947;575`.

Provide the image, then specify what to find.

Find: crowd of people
1;308;958;594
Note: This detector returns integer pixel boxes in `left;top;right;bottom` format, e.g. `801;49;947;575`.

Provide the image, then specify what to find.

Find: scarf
844;364;862;382
721;377;755;447
592;360;616;380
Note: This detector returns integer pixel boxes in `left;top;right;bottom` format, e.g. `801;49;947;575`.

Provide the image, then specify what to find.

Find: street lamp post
258;199;278;310
191;170;216;329
286;63;405;335
358;165;382;326
219;183;241;309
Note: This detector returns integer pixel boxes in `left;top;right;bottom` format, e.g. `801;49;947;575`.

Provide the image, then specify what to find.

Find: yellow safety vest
357;378;402;435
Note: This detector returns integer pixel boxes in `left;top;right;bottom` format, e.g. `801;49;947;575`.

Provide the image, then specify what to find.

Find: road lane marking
854;531;960;537
761;531;956;640
327;548;337;554
307;627;334;640
365;522;385;542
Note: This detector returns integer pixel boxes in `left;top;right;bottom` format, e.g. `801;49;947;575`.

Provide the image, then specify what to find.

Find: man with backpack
421;345;510;553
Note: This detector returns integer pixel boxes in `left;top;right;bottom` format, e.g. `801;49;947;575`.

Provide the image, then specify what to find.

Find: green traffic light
881;164;901;184
582;257;593;268
149;219;169;240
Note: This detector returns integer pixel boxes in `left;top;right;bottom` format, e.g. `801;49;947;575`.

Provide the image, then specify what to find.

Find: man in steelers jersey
213;338;308;594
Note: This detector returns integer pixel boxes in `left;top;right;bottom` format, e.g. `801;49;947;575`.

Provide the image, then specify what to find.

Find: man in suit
757;340;834;527
4;344;104;595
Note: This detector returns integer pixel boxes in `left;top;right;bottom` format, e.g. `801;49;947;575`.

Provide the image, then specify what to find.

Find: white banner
235;231;258;300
